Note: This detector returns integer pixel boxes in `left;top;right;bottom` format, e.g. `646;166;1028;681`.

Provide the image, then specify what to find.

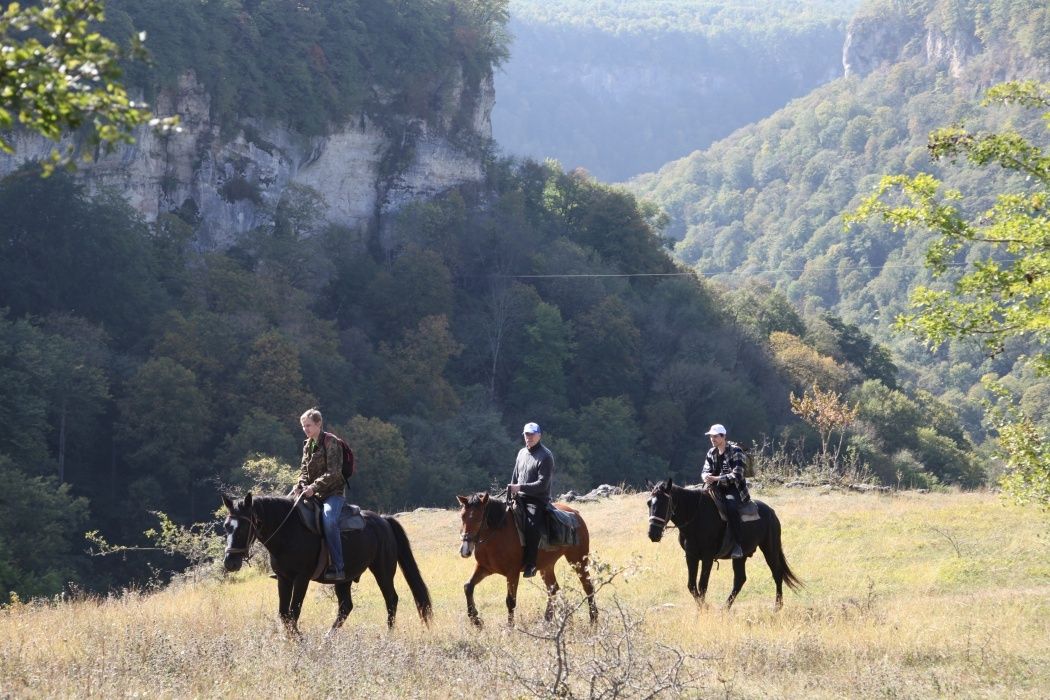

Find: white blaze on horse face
460;508;479;557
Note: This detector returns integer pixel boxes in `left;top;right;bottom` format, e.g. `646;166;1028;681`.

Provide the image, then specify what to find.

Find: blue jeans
322;494;346;571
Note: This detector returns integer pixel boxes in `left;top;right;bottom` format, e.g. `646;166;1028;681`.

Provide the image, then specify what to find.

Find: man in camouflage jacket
294;408;347;581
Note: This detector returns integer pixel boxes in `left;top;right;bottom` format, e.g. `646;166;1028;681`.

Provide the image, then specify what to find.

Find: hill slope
629;0;1050;439
2;489;1047;697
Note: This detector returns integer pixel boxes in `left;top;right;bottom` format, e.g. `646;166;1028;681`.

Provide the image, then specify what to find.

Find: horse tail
385;516;433;625
780;552;803;592
765;506;804;592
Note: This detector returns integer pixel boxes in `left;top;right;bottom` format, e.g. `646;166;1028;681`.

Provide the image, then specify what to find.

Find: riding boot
724;490;745;558
520;498;541;577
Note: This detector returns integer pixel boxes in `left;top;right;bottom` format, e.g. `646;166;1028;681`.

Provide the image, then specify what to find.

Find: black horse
222;493;432;634
646;478;802;609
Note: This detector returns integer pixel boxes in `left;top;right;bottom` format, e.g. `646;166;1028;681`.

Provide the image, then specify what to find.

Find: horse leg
568;553;598;624
759;540;785;611
506;573;521;627
685;550;701;603
277;575;299;635
371;563;400;629
287;576;311;635
697;558;714;606
725;557;747;609
329;581;353;634
464;565;490;628
539;567;560;623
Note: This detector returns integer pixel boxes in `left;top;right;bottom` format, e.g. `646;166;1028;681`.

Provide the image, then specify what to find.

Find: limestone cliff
843;12;981;79
1;69;494;247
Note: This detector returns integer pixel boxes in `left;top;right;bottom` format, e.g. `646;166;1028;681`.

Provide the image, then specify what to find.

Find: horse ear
480;493;489;503
645;479;654;490
456;495;468;506
221;493;234;511
666;477;673;489
244;492;253;508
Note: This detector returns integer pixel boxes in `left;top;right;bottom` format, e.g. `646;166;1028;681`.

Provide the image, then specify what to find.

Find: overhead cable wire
495;261;973;279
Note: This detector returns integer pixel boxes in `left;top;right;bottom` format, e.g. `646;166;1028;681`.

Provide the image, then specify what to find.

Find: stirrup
323;567;346;582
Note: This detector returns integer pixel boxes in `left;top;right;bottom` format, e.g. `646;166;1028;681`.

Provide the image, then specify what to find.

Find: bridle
224;511;259;561
460;498;500;548
648;488;675;534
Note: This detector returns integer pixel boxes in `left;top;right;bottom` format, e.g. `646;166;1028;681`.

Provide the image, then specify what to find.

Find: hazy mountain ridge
494;0;862;181
629;0;1050;437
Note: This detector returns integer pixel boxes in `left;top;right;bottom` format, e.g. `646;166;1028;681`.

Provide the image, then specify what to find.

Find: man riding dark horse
701;423;750;558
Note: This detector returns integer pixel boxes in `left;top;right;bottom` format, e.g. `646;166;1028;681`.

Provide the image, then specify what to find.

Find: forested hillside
631;0;1050;456
493;0;860;181
104;0;508;135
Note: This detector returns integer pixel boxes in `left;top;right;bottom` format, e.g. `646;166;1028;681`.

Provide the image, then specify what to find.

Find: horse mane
244;494;294;521
468;492;508;529
668;484;705;520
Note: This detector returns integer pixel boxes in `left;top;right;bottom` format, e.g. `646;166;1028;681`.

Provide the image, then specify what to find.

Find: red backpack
322;431;356;480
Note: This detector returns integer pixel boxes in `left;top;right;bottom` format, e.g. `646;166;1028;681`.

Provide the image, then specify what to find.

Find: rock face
0;70;494;247
843;13;982;79
842;14;924;77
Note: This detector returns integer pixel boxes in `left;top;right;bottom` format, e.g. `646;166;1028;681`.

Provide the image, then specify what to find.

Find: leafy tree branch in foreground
848;80;1050;508
1;0;175;172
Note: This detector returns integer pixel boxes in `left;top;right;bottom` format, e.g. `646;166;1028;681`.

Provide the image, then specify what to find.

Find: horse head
221;492;256;572
456;492;492;558
646;478;674;542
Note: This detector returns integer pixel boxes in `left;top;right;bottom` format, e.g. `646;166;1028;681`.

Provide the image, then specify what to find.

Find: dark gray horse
646;478;802;609
222;493;431;634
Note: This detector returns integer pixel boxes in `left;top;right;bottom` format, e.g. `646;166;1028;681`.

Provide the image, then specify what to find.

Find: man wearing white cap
508;422;554;578
701;423;751;558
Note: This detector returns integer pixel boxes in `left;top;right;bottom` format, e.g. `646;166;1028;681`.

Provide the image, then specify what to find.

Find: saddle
510;501;581;549
295;497;366;536
700;484;760;523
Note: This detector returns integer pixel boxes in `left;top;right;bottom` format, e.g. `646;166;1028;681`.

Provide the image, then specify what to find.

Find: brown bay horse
457;492;597;626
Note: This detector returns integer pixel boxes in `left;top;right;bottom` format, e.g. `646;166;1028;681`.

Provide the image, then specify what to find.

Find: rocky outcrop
843;12;982;79
924;27;981;78
0;69;494;247
842;14;925;78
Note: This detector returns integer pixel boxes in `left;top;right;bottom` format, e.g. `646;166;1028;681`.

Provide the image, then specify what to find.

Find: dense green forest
631;0;1050;463
103;0;510;135
493;0;860;180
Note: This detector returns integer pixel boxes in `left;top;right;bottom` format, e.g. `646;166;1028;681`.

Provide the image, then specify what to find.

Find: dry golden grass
1;488;1048;698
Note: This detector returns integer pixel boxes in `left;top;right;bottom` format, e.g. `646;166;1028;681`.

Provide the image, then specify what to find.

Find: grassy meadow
1;488;1048;698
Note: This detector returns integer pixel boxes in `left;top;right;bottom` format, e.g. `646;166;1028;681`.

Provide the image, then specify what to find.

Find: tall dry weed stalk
502;560;703;699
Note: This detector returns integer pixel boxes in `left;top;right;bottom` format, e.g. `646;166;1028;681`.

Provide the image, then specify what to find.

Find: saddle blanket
512;502;581;549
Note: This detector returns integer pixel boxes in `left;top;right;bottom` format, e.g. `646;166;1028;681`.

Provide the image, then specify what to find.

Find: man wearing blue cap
508;422;554;578
701;423;750;558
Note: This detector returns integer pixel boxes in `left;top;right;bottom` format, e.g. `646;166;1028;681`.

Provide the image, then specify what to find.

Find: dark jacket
511;442;555;502
296;434;345;500
702;442;750;503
